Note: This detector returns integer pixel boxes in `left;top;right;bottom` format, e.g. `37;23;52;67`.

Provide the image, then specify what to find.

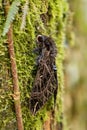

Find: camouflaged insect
29;35;58;114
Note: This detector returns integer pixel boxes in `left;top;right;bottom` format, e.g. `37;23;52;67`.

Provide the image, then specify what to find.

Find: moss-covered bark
0;0;68;129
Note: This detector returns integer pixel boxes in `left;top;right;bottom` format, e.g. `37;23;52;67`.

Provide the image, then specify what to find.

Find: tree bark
43;112;51;130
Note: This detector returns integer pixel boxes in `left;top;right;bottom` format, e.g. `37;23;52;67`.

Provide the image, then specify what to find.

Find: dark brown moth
29;35;58;114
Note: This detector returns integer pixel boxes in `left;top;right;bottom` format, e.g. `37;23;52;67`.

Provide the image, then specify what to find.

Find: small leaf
20;0;29;30
2;0;21;36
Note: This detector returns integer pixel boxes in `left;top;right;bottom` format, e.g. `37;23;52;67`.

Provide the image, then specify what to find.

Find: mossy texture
0;0;68;129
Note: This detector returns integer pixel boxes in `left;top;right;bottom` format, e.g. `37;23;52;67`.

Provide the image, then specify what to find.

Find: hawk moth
29;35;58;114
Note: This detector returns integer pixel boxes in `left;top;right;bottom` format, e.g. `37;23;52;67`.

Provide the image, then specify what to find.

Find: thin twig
3;1;24;130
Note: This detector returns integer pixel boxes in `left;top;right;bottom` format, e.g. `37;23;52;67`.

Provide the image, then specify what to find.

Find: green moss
0;0;68;129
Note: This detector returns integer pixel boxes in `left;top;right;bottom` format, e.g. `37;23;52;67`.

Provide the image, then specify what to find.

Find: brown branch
3;1;24;130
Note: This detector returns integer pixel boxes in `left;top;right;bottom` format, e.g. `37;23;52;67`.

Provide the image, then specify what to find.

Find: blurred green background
64;0;87;130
